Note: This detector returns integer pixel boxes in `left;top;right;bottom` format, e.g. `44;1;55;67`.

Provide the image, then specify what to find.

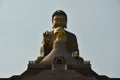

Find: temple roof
29;69;98;80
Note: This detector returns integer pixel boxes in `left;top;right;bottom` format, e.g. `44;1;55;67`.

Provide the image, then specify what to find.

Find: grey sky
0;0;120;78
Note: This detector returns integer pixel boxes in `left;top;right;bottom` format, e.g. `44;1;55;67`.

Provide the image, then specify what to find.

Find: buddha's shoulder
65;30;76;37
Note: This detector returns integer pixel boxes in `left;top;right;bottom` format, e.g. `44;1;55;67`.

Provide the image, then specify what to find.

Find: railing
29;61;36;64
84;60;90;64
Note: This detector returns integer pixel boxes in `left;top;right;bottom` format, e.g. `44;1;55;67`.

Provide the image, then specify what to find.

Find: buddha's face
52;15;67;29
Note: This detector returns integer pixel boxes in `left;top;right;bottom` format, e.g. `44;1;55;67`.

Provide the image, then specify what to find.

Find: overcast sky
0;0;120;78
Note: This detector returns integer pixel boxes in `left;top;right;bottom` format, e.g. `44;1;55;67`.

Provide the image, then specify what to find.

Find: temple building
0;37;119;80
